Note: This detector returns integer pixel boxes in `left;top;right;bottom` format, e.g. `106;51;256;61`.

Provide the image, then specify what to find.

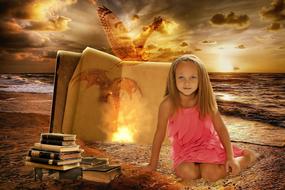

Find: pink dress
168;106;244;169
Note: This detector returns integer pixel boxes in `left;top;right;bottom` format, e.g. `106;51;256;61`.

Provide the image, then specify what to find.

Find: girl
143;54;257;182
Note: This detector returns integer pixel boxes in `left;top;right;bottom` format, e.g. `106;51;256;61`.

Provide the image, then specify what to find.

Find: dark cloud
180;42;188;47
132;14;140;20
233;66;240;71
194;48;202;51
200;40;216;45
0;0;34;19
43;51;58;59
236;44;246;49
0;27;49;49
260;0;285;21
267;22;282;31
146;44;157;50
210;12;250;29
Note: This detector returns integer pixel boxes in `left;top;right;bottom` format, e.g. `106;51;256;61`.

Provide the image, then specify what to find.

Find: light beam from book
112;127;134;143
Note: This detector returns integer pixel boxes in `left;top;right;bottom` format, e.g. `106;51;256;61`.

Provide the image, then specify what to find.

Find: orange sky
0;0;284;73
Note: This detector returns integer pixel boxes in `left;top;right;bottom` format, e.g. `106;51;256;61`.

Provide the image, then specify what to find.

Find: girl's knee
175;163;200;180
178;170;200;181
200;164;225;182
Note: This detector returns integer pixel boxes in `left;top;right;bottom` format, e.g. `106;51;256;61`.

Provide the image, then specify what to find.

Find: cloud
146;44;157;50
267;22;282;31
180;42;188;47
200;40;217;45
132;14;140;21
233;66;240;71
0;23;49;49
236;44;246;49
24;16;71;31
0;0;75;32
0;49;55;72
145;46;192;61
43;51;57;59
209;12;250;29
260;0;285;21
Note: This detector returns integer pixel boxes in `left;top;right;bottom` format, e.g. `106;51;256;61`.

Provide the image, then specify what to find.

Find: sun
218;55;234;72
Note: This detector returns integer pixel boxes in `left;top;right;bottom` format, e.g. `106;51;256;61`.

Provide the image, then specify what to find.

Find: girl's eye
192;76;197;79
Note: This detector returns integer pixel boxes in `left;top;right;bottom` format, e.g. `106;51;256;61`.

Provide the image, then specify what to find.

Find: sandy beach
0;91;284;190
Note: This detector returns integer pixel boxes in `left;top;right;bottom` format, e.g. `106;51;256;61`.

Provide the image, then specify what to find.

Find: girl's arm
211;110;234;159
147;98;173;171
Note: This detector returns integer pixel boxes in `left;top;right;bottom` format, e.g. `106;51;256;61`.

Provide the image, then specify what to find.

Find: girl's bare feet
242;149;259;168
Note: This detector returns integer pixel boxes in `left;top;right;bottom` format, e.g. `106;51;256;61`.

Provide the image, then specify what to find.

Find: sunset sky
0;0;284;73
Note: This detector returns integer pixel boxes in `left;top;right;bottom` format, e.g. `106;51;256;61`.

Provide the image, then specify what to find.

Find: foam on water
0;74;54;94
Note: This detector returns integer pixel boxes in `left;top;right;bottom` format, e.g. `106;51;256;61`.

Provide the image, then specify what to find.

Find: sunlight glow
218;55;234;72
216;93;235;101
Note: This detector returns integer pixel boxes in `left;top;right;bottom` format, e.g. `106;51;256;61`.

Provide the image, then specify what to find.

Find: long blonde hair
165;54;217;118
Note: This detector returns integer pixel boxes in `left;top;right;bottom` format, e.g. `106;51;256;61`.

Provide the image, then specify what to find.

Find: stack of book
25;133;82;171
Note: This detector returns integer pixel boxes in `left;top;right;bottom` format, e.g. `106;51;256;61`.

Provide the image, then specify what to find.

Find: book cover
25;161;80;171
81;157;109;170
84;164;120;172
33;143;80;152
83;165;121;183
26;156;81;166
40;139;76;146
41;133;76;141
28;149;81;160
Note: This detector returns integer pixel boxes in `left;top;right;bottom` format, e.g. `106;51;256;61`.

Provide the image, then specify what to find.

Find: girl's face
175;61;199;97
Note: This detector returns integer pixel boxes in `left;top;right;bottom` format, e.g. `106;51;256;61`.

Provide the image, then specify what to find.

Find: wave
217;100;285;128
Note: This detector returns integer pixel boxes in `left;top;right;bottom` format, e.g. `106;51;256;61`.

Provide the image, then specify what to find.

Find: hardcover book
25;161;80;171
28;149;81;160
26;156;81;165
83;165;121;183
40;139;76;146
41;133;76;141
33;143;80;152
80;157;109;170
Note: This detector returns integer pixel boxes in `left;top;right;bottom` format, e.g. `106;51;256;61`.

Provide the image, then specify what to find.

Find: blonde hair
165;54;218;118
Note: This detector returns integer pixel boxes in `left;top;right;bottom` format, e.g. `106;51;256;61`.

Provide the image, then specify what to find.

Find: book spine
41;134;64;141
33;143;79;152
28;150;60;159
40;139;75;146
26;156;59;165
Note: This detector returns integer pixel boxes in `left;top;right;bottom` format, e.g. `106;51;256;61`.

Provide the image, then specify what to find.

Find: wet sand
0;91;284;190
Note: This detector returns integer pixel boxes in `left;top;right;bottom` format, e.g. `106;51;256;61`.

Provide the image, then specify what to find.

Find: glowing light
158;19;178;34
112;127;134;143
217;93;235;101
218;55;234;72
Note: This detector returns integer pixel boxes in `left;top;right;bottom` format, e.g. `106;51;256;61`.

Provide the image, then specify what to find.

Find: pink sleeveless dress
167;106;244;169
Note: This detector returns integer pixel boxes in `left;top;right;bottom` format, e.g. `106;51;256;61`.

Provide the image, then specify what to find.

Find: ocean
0;73;284;128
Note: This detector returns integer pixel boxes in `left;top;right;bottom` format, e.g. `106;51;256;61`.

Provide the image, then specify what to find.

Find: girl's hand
141;164;156;173
225;159;240;176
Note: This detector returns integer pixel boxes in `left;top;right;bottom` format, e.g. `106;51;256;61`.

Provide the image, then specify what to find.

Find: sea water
0;73;284;128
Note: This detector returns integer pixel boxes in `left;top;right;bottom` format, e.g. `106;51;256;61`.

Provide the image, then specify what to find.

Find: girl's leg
200;149;258;182
200;163;226;182
175;162;201;181
236;148;258;170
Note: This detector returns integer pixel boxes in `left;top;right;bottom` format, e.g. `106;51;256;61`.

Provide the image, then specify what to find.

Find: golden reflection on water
216;92;236;101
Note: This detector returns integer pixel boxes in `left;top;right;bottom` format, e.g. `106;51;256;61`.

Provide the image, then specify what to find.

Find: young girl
143;54;257;182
